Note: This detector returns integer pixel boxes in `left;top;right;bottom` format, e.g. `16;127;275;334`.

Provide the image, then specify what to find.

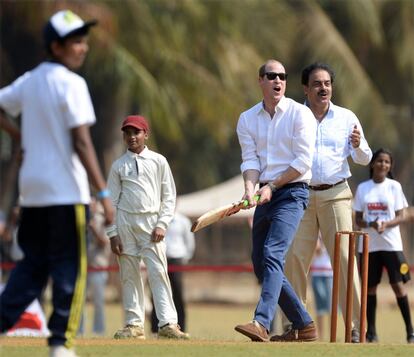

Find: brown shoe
270;322;317;342
235;320;269;342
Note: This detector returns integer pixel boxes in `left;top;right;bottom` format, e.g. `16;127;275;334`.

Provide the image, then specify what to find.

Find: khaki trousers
117;210;177;328
283;181;361;330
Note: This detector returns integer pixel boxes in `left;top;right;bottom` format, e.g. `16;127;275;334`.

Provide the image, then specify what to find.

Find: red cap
121;115;149;132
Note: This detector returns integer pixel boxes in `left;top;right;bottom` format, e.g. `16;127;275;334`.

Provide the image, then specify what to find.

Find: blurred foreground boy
106;115;189;340
0;9;114;357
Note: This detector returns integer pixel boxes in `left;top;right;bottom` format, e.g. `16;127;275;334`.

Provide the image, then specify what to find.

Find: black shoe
351;329;360;343
407;333;414;344
366;331;378;343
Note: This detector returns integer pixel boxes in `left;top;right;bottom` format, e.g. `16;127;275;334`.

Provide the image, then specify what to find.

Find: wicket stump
330;231;369;343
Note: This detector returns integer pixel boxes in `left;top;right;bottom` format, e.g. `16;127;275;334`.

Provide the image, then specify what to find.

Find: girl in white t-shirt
353;148;413;344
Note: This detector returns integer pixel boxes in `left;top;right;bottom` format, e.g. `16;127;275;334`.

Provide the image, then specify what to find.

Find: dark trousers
151;258;186;332
0;205;88;348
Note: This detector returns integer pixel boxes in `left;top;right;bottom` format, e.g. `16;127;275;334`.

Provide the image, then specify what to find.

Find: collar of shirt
304;100;334;121
125;146;150;159
257;96;289;117
324;101;335;119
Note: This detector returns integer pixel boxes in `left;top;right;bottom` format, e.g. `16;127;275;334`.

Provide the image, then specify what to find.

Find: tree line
1;0;413;212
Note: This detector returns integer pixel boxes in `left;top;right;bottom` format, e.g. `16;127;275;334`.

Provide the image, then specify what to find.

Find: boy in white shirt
107;115;188;340
0;10;114;357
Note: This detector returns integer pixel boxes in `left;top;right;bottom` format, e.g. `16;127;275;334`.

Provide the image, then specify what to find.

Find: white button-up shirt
310;101;372;185
237;96;317;183
105;147;176;238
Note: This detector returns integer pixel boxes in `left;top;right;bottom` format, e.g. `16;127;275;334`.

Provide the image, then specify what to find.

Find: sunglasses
264;72;288;81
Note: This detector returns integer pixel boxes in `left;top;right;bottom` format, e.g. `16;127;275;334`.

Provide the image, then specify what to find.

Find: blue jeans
252;183;313;331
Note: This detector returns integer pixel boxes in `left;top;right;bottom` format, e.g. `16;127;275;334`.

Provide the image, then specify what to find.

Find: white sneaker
49;345;79;357
158;324;190;340
113;324;145;339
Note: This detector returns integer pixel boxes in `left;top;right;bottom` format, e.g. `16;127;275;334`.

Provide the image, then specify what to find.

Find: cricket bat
191;195;259;232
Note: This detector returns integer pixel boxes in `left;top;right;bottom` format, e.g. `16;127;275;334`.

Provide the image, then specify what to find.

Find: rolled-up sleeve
237;113;261;173
290;108;317;174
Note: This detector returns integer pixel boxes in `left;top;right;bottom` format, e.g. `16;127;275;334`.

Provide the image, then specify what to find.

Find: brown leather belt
309;179;346;191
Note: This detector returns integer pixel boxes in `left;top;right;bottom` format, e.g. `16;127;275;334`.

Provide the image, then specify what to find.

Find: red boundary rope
1;262;413;273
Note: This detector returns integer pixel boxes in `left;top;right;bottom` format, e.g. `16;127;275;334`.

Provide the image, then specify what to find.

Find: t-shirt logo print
367;202;388;211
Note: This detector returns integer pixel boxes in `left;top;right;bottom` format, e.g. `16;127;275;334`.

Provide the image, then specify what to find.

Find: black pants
151;258;186;332
0;205;88;348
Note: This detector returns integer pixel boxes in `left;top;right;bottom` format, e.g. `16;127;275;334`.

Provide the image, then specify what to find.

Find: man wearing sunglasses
234;60;317;342
282;62;372;342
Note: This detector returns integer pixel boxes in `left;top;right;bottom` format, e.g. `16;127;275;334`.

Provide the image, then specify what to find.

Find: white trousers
117;210;177;328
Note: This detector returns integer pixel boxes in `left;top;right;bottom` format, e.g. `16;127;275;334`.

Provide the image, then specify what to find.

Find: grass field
2;302;414;356
2;338;414;357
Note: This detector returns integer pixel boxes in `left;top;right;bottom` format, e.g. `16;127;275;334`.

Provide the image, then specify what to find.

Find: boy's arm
0;109;21;141
105;163;121;239
156;159;176;231
71;124;114;225
152;160;176;243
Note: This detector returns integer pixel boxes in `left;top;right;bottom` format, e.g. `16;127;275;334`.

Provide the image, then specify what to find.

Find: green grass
2;338;414;357
2;302;413;356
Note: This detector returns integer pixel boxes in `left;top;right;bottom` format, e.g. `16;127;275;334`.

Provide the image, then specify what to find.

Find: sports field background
2;271;414;356
89;271;414;343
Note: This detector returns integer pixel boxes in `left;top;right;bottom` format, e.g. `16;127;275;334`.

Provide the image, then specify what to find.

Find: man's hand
152;227;166;242
349;124;361;148
242;169;260;208
110;235;123;256
242;191;258;209
256;184;272;205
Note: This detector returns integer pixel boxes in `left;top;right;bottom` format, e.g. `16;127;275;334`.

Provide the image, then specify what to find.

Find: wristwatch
267;182;277;192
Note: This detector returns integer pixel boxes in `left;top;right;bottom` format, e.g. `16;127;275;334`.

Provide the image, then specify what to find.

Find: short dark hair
258;60;283;78
369;148;394;179
259;63;267;78
44;24;91;55
301;62;335;85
